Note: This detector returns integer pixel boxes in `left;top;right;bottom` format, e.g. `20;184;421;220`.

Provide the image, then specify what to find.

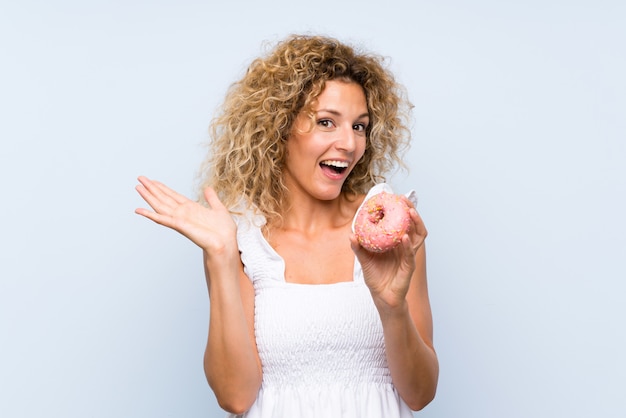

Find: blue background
1;1;624;417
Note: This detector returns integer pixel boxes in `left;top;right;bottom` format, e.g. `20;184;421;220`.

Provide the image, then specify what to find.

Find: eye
353;123;367;132
317;119;335;130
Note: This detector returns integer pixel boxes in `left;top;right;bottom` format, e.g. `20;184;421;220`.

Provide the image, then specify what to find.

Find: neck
273;191;360;235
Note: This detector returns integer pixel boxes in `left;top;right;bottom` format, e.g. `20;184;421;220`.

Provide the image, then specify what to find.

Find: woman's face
284;80;369;202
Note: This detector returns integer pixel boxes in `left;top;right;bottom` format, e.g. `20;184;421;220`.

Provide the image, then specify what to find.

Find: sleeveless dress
228;185;416;418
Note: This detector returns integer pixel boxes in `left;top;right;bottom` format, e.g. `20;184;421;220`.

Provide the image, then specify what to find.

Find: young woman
135;34;438;418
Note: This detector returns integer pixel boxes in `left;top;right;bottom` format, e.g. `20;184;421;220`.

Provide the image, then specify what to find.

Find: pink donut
354;191;411;253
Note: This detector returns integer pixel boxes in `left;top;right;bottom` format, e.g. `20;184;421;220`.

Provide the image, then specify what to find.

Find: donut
354;191;411;253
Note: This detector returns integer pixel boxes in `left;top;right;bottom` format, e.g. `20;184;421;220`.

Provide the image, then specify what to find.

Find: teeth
321;160;349;168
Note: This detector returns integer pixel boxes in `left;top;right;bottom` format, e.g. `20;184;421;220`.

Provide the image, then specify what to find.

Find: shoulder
230;198;267;230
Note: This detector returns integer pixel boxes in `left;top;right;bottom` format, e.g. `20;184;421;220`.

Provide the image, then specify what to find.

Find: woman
135;34;438;417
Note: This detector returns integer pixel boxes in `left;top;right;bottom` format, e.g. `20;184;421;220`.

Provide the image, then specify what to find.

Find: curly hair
196;34;412;224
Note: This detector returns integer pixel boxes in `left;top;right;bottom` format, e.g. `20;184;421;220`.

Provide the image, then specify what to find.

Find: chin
315;185;344;201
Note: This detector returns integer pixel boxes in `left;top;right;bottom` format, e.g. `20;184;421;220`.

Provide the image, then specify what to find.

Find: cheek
356;139;367;161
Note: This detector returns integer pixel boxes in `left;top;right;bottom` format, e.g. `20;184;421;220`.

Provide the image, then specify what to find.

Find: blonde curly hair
197;34;412;224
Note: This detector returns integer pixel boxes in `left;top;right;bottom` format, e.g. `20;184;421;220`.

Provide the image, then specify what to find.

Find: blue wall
1;1;624;417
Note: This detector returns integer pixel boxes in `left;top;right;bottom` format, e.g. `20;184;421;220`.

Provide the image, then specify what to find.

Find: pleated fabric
228;188;413;418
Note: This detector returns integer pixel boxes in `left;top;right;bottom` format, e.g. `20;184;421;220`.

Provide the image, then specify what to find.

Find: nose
335;125;357;153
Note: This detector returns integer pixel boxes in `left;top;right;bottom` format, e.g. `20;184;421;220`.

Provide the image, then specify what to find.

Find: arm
204;254;262;413
135;177;261;413
375;244;438;410
351;202;439;410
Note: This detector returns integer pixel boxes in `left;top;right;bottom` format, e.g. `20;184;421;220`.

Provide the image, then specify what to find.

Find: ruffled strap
232;205;285;284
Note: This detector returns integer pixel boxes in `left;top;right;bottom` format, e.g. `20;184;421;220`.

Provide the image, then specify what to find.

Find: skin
135;80;438;413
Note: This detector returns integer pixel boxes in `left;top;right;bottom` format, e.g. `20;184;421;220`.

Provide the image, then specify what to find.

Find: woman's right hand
135;176;238;263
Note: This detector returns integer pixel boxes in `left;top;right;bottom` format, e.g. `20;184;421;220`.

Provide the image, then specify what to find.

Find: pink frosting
354;191;411;253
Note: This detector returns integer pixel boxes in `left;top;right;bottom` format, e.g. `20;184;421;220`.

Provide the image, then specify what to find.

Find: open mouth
320;160;349;175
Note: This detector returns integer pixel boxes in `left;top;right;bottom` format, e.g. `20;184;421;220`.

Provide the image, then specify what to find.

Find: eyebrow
316;109;370;119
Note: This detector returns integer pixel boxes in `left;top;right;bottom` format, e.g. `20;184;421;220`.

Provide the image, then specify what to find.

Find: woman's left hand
350;197;427;309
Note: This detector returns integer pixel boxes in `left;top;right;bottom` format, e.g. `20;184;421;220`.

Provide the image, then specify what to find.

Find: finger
203;186;227;212
409;208;427;238
134;206;176;228
136;176;180;211
401;212;426;253
405;232;424;255
135;183;159;210
401;234;415;256
135;183;174;216
406;230;426;255
349;233;362;255
137;176;177;205
349;234;373;264
150;179;190;205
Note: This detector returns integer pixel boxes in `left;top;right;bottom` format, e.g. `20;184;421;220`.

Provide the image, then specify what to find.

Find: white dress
229;186;416;418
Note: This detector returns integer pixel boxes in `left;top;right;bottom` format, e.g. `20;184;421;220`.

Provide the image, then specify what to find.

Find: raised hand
135;176;238;261
350;197;427;309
